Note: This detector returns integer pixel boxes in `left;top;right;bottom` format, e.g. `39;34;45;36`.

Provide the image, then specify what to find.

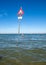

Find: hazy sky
0;0;46;33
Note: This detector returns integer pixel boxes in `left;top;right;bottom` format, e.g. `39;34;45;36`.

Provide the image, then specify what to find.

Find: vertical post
17;7;24;34
18;20;20;34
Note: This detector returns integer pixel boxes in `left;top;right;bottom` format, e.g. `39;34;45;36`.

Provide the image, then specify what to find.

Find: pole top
18;7;24;16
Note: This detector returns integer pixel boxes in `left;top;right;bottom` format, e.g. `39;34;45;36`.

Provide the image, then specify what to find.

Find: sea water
0;34;46;63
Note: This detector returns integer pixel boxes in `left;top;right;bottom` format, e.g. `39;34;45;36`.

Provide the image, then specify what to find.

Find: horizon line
0;33;46;34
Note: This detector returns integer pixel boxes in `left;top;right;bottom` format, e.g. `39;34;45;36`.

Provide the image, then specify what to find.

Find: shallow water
0;34;46;64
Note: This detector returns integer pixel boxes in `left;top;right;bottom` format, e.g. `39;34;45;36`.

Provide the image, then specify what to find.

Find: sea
0;34;46;63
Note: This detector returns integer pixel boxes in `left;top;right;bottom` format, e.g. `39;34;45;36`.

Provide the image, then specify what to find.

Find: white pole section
18;16;22;34
18;20;20;34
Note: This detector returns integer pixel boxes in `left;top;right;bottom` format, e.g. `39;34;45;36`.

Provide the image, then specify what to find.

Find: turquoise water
0;34;46;62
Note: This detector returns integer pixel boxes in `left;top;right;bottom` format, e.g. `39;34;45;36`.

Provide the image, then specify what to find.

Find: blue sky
0;0;46;33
